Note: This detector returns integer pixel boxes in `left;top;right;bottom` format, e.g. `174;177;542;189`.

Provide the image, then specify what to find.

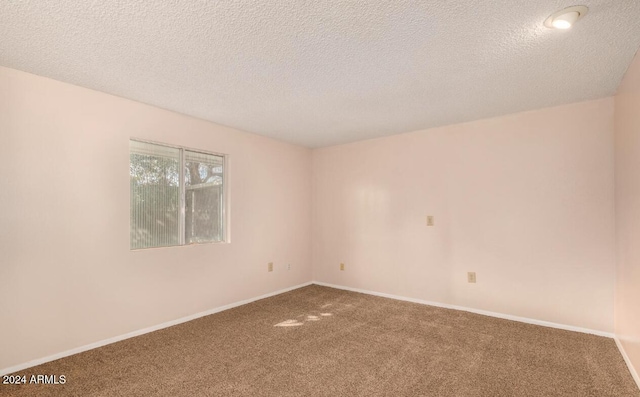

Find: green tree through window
130;140;224;249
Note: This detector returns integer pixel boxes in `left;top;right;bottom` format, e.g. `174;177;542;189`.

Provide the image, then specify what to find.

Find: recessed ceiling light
544;5;589;30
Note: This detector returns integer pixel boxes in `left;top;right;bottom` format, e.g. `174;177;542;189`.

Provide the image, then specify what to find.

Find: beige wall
0;66;312;370
615;50;640;382
312;98;616;332
1;63;629;373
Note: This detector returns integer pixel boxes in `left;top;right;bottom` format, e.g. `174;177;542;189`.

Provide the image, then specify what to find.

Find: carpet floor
1;285;638;397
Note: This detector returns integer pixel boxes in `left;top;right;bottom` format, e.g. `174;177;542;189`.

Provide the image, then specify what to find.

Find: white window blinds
129;140;225;249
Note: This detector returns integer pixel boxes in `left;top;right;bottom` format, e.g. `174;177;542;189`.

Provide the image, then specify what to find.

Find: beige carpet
1;285;638;397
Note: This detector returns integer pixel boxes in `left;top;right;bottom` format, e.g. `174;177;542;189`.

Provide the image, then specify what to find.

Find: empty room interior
2;1;640;396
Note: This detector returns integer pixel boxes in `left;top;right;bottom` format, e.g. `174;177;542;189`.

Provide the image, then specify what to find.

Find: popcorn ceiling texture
1;0;639;147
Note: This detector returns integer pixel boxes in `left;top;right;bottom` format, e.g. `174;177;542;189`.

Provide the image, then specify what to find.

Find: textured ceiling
1;1;640;147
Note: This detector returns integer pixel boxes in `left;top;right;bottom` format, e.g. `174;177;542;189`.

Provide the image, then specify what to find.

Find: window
129;139;225;249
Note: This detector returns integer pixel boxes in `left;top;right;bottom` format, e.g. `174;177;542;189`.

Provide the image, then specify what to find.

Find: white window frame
130;138;229;249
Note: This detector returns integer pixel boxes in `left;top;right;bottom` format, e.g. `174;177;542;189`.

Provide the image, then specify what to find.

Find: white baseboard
312;281;614;338
0;281;313;376
614;337;640;390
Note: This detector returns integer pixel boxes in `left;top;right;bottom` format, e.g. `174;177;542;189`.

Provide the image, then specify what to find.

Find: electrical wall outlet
340;263;345;271
287;263;291;271
427;215;434;226
467;272;476;283
268;262;273;272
